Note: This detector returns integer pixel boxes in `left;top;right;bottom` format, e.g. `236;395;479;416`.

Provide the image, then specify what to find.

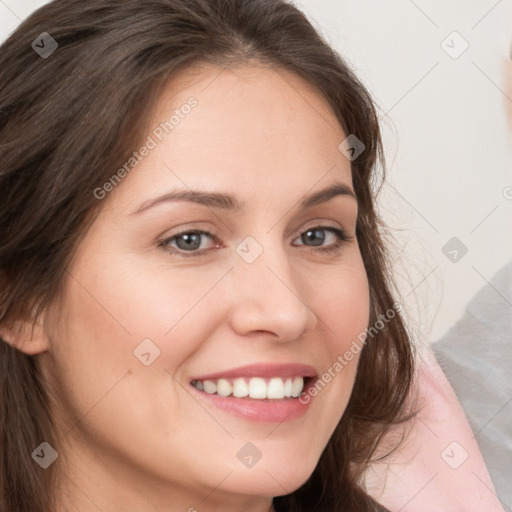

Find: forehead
154;62;346;150
112;62;353;208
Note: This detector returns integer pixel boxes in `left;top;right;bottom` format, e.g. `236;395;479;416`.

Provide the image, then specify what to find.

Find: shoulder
363;346;504;512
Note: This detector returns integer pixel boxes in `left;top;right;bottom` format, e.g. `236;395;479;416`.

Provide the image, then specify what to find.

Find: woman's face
39;63;370;510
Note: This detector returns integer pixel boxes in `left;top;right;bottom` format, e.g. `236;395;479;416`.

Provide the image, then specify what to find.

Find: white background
1;0;511;343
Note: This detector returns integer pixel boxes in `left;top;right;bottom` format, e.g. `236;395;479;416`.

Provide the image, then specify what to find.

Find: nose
227;242;318;341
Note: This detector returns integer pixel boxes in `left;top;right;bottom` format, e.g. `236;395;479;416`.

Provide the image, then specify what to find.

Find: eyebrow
131;182;357;215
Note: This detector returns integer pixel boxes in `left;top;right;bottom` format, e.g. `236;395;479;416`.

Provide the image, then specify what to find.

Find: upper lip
190;363;317;382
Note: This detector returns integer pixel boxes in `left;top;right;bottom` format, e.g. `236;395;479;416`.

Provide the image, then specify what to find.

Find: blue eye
162;229;214;253
159;226;353;258
295;226;352;254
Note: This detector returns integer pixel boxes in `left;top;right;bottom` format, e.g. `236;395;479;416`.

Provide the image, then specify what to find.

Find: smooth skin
3;63;370;512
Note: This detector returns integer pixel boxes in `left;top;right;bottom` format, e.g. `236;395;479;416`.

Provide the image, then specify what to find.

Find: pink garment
364;347;505;511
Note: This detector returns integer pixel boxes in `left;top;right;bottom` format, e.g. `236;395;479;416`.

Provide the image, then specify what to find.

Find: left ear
0;313;50;355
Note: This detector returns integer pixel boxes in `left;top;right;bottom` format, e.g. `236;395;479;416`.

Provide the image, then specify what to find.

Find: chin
217;455;319;497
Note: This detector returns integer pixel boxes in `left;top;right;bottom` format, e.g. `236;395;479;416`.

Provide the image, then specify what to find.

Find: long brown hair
0;1;417;510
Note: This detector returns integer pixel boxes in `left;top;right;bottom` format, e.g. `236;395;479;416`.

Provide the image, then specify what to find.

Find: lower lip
189;378;317;423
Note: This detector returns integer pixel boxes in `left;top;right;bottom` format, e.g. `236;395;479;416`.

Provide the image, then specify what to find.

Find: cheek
44;276;138;430
306;256;370;416
58;253;221;359
45;260;221;462
46;254;231;430
319;257;370;354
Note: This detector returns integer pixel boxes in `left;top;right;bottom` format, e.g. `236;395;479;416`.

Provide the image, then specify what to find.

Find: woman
0;1;418;510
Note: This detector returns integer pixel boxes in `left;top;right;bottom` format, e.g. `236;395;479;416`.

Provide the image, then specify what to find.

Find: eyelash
158;225;354;258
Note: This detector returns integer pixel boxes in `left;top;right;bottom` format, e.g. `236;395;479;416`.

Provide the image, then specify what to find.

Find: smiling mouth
190;376;315;400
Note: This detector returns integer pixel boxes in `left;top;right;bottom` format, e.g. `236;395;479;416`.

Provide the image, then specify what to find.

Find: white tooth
284;378;293;397
216;378;232;397
203;380;217;394
248;377;267;399
232;378;249;398
267;377;285;399
291;377;304;397
195;381;203;391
